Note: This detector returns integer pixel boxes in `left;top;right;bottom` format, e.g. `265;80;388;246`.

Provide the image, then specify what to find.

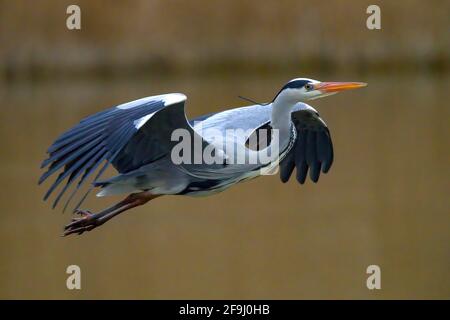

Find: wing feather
279;106;334;184
39;93;187;210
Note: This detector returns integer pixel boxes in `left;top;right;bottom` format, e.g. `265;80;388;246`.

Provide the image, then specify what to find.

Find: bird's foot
63;209;102;236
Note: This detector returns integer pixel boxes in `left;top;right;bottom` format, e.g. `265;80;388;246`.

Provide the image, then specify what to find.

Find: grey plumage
39;93;333;210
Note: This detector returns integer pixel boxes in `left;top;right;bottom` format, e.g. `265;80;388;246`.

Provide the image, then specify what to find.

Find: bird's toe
63;210;99;236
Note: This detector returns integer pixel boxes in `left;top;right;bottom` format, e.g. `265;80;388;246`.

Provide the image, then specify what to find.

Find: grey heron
39;78;366;236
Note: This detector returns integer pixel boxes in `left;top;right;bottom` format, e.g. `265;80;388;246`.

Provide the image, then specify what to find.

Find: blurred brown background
0;0;449;299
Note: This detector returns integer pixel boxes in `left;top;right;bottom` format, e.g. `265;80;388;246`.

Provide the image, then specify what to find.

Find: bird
39;78;366;236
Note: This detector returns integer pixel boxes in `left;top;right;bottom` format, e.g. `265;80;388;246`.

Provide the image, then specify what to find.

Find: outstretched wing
279;108;334;184
193;103;273;145
190;102;333;182
39;93;194;209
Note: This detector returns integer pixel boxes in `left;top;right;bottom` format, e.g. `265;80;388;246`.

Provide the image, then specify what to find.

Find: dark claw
62;224;96;236
63;209;99;236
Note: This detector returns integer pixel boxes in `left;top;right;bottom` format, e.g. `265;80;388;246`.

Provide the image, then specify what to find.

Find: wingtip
296;175;306;185
280;176;290;183
38;174;47;185
296;163;308;185
321;161;332;173
43;192;50;202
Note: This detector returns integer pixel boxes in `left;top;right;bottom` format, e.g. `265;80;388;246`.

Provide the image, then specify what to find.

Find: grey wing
279;107;334;184
192;103;273;145
39;93;198;209
111;97;216;174
183;103;274;179
189;102;333;183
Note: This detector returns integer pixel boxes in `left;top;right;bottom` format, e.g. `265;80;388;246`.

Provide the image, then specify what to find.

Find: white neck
271;94;295;136
242;92;297;167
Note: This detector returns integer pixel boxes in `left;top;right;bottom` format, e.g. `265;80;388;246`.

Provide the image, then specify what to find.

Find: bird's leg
63;191;160;236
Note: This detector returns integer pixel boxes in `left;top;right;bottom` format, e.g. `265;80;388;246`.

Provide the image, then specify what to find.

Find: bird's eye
304;83;314;91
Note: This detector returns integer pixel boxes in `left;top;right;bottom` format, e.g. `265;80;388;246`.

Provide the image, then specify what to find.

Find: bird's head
273;78;367;103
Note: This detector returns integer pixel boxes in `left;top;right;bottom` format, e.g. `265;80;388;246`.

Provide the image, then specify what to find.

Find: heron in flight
39;78;366;236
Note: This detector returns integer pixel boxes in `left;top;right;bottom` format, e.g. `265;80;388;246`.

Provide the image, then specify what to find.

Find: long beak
314;81;367;93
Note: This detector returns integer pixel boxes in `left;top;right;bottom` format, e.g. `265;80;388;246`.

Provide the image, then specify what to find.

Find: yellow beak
313;81;367;93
